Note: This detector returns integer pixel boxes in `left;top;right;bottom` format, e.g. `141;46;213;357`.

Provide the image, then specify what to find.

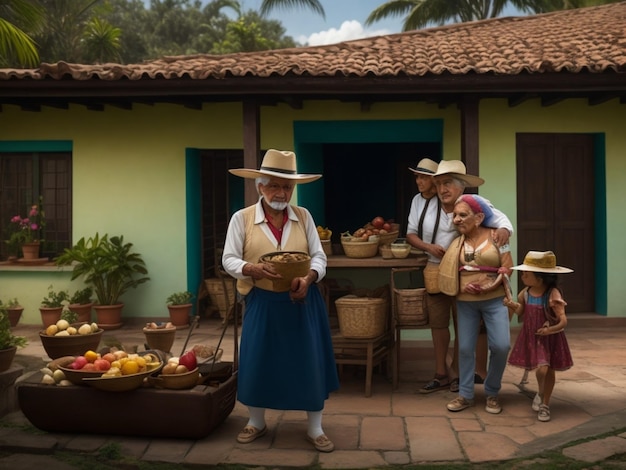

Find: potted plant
166;291;194;328
55;233;150;329
39;286;70;328
6;199;45;261
69;287;94;324
0;298;24;327
0;307;27;372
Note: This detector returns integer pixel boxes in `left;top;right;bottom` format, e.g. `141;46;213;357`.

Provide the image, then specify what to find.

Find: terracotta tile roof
0;2;625;82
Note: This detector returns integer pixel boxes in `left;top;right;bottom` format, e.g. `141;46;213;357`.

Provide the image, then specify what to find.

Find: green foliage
60;304;78;324
41;285;70;308
55;233;150;306
166;291;193;305
0;0;42;67
0;298;20;308
70;287;93;305
0;309;27;349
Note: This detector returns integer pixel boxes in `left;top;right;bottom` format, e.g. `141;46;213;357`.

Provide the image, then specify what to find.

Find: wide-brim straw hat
512;251;573;273
433;160;484;187
229;149;321;184
408;158;438;175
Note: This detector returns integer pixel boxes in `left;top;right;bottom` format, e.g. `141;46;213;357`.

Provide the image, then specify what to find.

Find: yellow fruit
121;360;139;375
84;350;98;363
134;356;147;369
110;360;121;369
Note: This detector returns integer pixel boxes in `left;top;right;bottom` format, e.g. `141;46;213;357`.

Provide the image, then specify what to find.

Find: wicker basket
205;278;236;319
378;230;399;245
393;287;428;327
391;267;428;327
259;251;311;292
321;239;332;256
341;239;379;258
336;293;388;338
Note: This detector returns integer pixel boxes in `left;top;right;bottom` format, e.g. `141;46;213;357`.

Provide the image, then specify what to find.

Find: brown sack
438;236;463;296
423;262;440;294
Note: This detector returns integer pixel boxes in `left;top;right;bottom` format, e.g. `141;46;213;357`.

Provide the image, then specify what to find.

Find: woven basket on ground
341;239;379;258
335;289;389;338
205;278;236;319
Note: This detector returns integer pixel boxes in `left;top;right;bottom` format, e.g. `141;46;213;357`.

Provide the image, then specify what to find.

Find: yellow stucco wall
0;96;624;325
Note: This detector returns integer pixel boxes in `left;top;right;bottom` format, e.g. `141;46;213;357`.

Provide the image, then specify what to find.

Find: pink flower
30;223;38;231
29;207;38;217
11;215;21;223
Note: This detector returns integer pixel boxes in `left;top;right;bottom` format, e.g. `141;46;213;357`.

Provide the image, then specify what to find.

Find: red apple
372;216;385;229
82;363;96;371
72;356;88;370
179;350;197;371
383;222;391;231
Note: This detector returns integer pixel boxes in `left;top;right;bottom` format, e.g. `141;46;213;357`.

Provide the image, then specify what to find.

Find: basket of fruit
39;319;103;359
259;251;311;292
143;322;176;353
316;226;333;256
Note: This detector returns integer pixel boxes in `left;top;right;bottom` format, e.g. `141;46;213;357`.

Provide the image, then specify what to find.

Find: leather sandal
307;434;335;452
449;377;459;393
237;425;267;444
418;376;450;394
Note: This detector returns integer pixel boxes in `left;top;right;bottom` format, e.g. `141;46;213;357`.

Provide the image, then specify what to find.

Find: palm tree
259;0;325;18
0;0;42;67
365;0;620;31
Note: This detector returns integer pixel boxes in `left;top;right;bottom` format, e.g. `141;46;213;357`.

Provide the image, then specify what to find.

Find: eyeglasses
264;182;294;192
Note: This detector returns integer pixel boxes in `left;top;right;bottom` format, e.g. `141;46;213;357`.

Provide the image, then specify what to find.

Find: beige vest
237;204;309;295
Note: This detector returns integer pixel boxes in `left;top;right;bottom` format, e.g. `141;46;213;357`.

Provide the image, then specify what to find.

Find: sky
142;1;525;46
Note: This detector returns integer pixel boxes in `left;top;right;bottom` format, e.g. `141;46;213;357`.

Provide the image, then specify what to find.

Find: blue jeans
457;297;510;399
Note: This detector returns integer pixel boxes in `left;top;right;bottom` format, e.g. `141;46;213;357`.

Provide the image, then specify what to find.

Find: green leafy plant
70;287;93;305
166;291;194;305
55;233;150;305
60;302;78;324
41;285;70;308
0;309;27;349
0;298;21;309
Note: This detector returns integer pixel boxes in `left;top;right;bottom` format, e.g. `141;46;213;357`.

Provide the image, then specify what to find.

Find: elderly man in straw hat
406;159;513;394
222;149;339;453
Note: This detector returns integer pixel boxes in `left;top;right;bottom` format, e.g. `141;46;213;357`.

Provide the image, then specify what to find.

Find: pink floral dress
508;289;573;371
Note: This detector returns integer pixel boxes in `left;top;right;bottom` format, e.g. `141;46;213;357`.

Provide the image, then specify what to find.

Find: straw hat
512;251;573;273
229;149;321;184
408;158;438;175
433;160;484;187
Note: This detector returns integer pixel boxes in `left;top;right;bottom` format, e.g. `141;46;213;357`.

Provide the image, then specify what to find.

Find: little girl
505;251;574;422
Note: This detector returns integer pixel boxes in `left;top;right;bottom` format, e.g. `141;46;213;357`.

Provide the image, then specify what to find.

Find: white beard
267;200;288;211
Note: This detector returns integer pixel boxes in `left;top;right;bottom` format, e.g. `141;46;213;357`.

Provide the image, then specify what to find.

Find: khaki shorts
426;292;454;329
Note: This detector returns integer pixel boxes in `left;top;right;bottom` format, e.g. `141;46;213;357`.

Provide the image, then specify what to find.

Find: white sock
247;406;266;430
307;410;324;438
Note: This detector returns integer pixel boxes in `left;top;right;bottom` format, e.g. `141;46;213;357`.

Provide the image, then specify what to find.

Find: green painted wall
0;97;624;326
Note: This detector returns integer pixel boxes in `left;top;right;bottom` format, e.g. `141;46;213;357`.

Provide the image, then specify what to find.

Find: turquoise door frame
293;119;443;226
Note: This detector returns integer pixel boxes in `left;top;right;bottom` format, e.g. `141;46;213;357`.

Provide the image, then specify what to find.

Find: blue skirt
237;284;339;411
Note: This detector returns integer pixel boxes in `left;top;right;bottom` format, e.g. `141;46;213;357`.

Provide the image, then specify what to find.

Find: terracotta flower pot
7;307;24;327
167;304;192;328
143;326;176;353
0;346;17;372
39;307;63;328
69;303;94;324
93;304;124;330
21;242;40;260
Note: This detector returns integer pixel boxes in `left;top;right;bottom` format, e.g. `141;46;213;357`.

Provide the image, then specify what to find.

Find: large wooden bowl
57;365;105;385
39;328;104;359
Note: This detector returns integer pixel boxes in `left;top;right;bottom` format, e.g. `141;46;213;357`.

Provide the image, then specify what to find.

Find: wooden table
326;254;427;269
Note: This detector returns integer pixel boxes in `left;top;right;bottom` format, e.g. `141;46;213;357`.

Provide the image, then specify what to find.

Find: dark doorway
516;133;595;313
322;142;441;238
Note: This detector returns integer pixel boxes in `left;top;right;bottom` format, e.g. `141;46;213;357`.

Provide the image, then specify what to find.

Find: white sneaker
532;393;542;412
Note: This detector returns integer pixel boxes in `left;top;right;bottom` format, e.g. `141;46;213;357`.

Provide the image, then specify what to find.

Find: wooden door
516;134;595;313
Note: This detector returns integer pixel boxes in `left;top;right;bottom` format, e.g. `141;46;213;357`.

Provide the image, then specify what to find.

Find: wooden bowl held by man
259;251;311;292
